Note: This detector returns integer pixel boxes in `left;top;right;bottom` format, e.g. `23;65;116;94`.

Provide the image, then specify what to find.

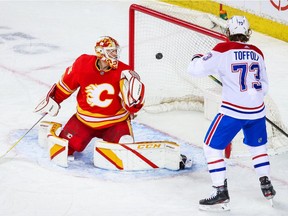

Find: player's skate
260;176;276;199
260;176;276;206
199;179;230;211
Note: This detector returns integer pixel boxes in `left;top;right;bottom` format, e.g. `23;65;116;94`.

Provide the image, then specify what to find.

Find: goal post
128;1;288;157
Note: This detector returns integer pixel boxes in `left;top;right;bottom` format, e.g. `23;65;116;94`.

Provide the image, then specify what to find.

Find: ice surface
0;1;287;216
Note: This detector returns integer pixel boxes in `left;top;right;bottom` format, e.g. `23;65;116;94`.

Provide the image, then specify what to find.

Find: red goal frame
128;3;228;69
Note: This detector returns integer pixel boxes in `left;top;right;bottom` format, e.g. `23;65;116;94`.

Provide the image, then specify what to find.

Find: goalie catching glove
34;84;60;117
119;70;145;113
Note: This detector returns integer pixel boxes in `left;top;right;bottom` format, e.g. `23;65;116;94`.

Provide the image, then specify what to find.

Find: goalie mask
95;36;120;69
226;16;251;38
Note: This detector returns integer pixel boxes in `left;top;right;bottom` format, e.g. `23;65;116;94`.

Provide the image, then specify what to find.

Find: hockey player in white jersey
187;16;276;211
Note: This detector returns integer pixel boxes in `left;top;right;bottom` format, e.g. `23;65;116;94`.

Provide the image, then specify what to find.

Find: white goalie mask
227;16;251;37
95;36;121;69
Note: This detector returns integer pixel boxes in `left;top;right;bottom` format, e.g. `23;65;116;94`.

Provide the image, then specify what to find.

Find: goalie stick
0;113;47;159
209;75;288;138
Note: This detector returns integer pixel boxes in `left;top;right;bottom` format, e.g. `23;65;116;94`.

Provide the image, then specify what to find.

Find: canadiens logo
270;0;288;11
85;83;115;107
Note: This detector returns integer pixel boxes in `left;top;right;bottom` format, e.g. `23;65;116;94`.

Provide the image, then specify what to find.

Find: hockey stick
0;113;47;159
265;117;288;138
209;75;288;138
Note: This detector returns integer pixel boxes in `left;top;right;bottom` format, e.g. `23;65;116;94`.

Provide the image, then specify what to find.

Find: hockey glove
120;70;145;113
34;84;60;116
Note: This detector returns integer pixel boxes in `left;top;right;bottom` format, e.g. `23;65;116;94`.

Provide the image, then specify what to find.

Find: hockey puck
155;52;163;60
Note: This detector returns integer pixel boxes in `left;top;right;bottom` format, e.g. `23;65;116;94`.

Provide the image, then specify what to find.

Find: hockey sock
248;145;270;178
203;144;227;187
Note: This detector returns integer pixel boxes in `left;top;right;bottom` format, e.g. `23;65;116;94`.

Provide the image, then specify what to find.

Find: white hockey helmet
227;16;250;37
95;36;120;69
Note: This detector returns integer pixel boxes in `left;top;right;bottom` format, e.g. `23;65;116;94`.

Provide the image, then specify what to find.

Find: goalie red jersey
34;36;145;159
53;54;134;129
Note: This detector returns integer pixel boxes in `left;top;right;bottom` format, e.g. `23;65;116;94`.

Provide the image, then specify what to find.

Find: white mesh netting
131;1;288;156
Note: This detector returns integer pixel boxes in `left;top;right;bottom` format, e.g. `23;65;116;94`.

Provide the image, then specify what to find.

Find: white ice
0;1;287;216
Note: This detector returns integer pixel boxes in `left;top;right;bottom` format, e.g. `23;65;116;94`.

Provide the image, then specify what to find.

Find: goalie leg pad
93;140;182;171
38;121;62;148
48;135;69;168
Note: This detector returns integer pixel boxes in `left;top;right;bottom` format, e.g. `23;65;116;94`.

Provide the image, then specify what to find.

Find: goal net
129;1;288;157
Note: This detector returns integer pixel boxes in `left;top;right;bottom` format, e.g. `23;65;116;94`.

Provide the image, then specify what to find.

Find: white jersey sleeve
187;51;222;77
187;41;268;120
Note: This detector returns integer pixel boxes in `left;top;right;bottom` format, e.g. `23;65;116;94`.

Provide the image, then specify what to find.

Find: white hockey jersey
187;41;268;120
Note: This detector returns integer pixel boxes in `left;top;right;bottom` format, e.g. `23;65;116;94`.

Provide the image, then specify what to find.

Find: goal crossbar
129;3;228;69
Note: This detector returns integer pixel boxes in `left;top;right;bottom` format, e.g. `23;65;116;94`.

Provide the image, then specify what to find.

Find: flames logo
85;83;114;107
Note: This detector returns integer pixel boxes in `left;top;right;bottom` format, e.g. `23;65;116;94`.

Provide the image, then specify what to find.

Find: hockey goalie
34;36;190;171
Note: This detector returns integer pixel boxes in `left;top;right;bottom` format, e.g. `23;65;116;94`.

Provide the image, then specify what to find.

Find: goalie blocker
38;121;191;170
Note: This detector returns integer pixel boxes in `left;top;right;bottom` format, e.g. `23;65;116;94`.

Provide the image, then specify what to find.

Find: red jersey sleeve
54;55;84;103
